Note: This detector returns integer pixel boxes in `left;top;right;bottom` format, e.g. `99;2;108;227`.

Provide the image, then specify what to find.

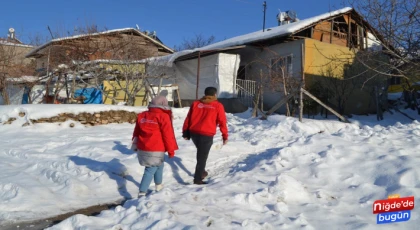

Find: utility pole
47;26;54;39
263;1;267;32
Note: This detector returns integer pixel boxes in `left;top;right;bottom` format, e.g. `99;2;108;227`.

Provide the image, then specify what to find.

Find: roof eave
25;28;174;58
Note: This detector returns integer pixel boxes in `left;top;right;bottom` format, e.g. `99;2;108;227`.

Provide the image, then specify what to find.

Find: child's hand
131;137;138;151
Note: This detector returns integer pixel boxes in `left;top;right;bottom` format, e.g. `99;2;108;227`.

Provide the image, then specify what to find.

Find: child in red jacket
132;96;178;197
182;87;228;184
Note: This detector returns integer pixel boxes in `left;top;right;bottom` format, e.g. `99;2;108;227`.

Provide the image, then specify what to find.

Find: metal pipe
196;52;201;100
263;1;267;32
65;74;69;103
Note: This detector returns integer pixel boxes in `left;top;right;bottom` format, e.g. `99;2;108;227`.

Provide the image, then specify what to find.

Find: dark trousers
191;133;213;182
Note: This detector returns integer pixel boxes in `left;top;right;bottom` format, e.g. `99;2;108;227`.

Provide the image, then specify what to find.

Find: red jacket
182;97;228;140
133;107;178;155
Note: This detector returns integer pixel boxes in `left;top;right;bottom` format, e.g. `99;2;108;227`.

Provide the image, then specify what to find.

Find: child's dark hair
204;87;217;96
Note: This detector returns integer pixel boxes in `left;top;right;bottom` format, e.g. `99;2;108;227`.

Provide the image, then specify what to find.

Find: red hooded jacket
133;107;178;156
182;96;228;140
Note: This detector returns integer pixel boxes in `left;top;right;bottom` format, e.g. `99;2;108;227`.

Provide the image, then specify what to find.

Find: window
271;55;293;77
389;77;402;85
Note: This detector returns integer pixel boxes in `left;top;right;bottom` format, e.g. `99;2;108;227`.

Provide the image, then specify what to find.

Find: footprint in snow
0;183;19;201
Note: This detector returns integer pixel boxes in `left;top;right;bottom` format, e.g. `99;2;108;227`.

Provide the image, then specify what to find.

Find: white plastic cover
175;53;240;99
0;85;24;105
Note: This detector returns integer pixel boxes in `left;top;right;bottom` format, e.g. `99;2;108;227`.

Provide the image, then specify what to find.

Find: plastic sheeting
175;53;240;100
74;88;103;104
0;85;24;105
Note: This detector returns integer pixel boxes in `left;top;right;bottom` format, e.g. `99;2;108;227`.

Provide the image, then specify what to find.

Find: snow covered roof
74;59;147;65
151;7;353;67
7;76;39;83
25;28;173;58
0;40;33;48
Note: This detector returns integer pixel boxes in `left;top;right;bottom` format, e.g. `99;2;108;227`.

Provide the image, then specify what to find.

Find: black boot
193;180;208;185
202;171;208;180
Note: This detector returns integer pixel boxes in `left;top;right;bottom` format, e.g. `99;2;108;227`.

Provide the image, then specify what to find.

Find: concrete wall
237;40;304;113
0;44;33;65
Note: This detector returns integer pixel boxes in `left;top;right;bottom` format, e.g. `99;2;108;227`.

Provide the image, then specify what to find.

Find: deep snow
0;105;419;229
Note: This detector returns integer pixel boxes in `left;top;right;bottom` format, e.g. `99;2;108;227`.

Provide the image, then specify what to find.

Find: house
153;7;390;115
0;28;35;105
24;28;174;104
0;28;34;76
25;28;174;73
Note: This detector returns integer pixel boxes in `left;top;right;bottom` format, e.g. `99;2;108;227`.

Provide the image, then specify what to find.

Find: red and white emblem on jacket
197;103;215;109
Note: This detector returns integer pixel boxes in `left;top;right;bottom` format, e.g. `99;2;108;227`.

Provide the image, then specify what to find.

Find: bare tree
174;34;216;51
244;46;302;116
315;66;358;115
28;33;50;47
38;25;174;105
0;43;14;104
0;38;36;104
346;0;420;82
72;59;174;106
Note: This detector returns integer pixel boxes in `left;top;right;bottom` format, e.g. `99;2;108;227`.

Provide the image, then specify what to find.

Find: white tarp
150;85;177;102
0;85;24;105
175;53;240;99
367;32;382;51
30;85;46;104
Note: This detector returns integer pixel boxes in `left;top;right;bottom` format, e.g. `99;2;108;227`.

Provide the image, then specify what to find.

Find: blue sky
1;0;345;48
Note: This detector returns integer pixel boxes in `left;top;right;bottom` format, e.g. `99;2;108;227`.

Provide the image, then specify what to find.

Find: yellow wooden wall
303;38;376;114
98;63;145;73
102;80;147;106
304;38;355;86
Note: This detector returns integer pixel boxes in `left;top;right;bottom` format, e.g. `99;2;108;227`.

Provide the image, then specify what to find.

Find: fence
236;79;257;108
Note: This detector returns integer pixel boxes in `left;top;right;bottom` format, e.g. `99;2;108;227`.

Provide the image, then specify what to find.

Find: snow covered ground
1;105;420;229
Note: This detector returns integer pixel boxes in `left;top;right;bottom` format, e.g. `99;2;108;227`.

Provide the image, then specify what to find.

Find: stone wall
2;110;139;127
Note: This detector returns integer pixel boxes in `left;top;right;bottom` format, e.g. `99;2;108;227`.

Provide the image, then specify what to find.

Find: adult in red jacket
182;87;228;184
132;96;178;197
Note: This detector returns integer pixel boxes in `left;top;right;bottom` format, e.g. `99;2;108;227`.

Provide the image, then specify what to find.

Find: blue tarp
22;86;30;104
74;87;102;104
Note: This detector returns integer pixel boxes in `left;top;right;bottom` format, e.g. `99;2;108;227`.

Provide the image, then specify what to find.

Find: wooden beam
299;43;305;122
252;85;261;118
348;14;351;47
257;107;267;120
343;14;350;24
265;90;298;116
176;89;182;108
301;88;350;123
365;28;368;50
330;19;334;44
157;77;163;95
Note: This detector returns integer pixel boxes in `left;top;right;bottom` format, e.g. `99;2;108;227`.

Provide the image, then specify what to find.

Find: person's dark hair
204;87;217;96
